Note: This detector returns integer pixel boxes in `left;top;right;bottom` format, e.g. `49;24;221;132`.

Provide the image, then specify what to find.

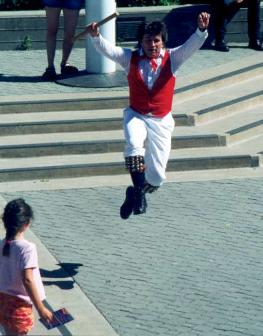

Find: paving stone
2;177;263;336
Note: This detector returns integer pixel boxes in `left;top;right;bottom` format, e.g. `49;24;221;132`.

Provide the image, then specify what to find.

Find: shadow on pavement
0;74;42;83
42;279;75;290
40;263;83;290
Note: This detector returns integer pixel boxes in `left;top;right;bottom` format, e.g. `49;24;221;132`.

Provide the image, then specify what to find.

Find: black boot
124;155;147;216
130;169;147;215
133;187;147;215
120;186;135;220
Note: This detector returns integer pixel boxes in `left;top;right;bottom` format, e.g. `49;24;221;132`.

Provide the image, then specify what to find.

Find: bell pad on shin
125;155;145;173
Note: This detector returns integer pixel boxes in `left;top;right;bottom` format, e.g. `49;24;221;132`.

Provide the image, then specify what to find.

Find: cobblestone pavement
1;34;263;336
0;44;257;96
2;177;263;336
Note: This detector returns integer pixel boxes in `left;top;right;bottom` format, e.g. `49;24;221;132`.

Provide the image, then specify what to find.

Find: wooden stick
96;11;119;27
73;11;119;42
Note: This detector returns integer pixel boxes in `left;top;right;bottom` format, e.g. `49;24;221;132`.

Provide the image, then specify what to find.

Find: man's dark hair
137;20;168;48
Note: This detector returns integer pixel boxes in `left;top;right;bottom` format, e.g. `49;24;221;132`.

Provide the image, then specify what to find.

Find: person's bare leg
61;8;79;68
45;6;61;68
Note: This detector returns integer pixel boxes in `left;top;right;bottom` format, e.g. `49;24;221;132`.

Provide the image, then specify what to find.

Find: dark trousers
214;0;261;43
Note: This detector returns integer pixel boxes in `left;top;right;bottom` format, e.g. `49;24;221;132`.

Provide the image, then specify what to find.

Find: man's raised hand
198;12;210;31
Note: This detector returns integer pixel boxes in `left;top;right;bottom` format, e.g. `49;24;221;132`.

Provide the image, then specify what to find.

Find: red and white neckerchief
139;49;164;72
149;58;158;72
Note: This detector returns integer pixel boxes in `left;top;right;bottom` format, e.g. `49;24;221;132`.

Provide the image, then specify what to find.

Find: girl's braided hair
2;198;33;257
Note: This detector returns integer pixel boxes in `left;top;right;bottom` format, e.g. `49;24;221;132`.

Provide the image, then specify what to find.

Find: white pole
85;0;116;73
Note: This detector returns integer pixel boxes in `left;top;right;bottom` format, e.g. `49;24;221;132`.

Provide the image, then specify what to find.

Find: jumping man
86;12;210;219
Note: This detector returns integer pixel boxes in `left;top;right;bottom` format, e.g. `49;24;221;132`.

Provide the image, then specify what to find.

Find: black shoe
248;40;263;51
42;66;57;81
120;186;135;220
214;41;229;52
61;64;79;75
133;188;147;215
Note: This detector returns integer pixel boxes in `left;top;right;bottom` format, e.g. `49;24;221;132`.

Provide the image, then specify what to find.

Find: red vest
127;50;176;118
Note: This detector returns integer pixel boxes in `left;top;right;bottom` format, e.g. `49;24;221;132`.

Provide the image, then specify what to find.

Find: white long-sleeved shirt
91;28;208;90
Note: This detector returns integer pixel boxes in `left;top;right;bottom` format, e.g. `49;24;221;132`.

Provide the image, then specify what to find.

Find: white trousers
123;108;175;187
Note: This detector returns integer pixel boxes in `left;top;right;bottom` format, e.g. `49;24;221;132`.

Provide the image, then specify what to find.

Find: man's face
141;33;164;58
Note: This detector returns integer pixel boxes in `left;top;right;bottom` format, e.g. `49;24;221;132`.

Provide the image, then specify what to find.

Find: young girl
0;198;53;336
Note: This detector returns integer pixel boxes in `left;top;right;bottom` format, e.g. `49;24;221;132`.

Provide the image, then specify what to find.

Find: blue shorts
42;0;84;10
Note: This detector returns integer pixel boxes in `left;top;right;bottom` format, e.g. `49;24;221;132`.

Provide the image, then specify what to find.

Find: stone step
0;151;258;183
0;53;261;182
0;62;261;161
175;75;263;125
170;132;263;172
168;153;258;172
0;91;261;137
2;104;263;158
175;56;263;105
176;104;263;144
173;132;263;159
0;56;261;138
1;132;263;182
0;92;129;114
0;109;124;135
213;106;263;145
3;166;263;192
0;91;261;139
0;130;225;158
0;55;261;117
228;119;263;145
2;125;263;182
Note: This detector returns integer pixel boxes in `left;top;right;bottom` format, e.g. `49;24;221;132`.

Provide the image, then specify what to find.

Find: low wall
0;4;262;50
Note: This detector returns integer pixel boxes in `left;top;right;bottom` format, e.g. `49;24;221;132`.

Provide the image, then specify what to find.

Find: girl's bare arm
22;268;53;323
